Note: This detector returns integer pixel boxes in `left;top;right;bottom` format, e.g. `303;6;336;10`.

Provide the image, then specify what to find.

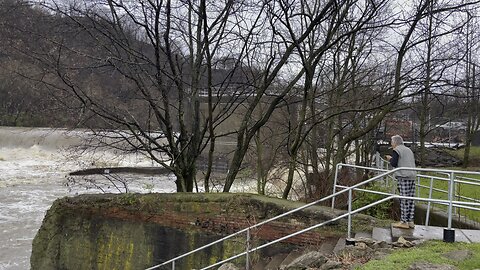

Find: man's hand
385;155;392;161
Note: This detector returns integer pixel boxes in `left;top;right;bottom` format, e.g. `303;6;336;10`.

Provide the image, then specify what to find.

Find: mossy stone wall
31;193;351;270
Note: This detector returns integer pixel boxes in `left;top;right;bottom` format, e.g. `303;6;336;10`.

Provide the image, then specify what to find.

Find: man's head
391;135;404;148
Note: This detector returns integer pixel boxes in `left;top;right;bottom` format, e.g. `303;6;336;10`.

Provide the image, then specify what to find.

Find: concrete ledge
391;225;479;243
415;204;480;230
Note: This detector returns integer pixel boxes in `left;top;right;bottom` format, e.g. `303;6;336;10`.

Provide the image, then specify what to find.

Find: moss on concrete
31;193;379;270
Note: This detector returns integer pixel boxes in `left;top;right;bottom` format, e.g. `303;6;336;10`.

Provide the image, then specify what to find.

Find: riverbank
31;193;383;270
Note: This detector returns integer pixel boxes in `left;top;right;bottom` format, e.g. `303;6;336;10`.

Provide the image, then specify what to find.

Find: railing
145;165;480;270
362;153;480;225
334;163;480;228
417;174;480;225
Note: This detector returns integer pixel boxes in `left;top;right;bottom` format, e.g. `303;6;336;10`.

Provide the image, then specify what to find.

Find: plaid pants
397;177;415;222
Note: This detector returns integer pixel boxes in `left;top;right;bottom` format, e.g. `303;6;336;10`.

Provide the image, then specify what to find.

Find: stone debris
351;236;414;249
393;236;414;248
318;260;343;269
218;236;435;270
372;240;390;249
283;251;327;270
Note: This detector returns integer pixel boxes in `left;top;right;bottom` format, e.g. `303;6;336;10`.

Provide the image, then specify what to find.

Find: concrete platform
391;225;480;243
372;227;393;243
461;229;480;242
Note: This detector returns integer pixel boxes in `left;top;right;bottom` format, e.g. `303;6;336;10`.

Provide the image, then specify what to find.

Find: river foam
0;126;176;270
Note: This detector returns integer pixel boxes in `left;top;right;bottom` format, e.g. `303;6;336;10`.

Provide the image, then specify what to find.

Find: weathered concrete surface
391;224;480;243
31;193;376;270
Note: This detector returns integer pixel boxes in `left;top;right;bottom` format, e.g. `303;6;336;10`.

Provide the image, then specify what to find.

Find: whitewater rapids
0;127;175;270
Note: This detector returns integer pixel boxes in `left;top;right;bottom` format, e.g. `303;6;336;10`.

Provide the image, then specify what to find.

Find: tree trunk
419;0;434;167
255;130;266;195
283;156;297;199
175;166;195;192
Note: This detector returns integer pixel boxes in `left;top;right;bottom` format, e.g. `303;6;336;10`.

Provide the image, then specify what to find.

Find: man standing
386;135;416;229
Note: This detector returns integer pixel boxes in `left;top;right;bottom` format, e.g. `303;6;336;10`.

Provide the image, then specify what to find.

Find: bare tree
5;0;480;195
461;10;480;167
223;0;390;193
16;0;275;192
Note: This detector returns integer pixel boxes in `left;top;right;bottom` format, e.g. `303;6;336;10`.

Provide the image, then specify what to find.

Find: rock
217;263;240;270
442;250;473;261
397;236;408;243
408;262;457;270
393;236;413;248
354;237;375;246
355;242;368;249
285;251;328;270
372;240;390;249
319;260;343;269
339;244;374;259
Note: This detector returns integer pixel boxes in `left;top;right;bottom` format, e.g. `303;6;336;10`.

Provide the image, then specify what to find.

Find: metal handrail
145;165;480;270
145;178;365;269
339;185;480;212
417;183;480;202
146;168;397;269
337;163;480;226
415;170;480;221
201;194;478;270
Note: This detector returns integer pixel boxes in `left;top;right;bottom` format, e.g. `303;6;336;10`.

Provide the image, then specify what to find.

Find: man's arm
389;151;399;167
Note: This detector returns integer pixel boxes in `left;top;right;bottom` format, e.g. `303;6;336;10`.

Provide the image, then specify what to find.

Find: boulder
285;251;327;270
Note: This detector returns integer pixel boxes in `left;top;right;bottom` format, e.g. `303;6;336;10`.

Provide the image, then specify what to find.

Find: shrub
351;183;393;219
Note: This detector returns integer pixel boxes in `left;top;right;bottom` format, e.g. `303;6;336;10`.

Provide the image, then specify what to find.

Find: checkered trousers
397;177;415;222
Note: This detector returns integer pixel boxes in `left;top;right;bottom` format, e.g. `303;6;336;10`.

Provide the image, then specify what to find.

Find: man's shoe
392;221;410;229
408;222;415;228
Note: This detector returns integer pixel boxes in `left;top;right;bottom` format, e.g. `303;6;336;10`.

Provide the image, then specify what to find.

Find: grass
414;146;480;223
416;168;480;223
447;146;480;163
359;241;480;270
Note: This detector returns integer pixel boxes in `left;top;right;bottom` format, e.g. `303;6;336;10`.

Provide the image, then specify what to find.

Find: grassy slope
359;241;480;270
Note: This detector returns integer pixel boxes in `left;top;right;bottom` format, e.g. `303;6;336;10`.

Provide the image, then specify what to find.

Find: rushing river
0;127;177;270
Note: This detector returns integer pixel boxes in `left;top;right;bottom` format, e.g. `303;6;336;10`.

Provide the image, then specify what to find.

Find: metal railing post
347;189;352;239
455;180;459;216
448;172;455;229
332;163;341;209
426;176;434;226
246;229;250;270
172;261;175;270
444;172;455;242
384;160;390;186
417;175;421;198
